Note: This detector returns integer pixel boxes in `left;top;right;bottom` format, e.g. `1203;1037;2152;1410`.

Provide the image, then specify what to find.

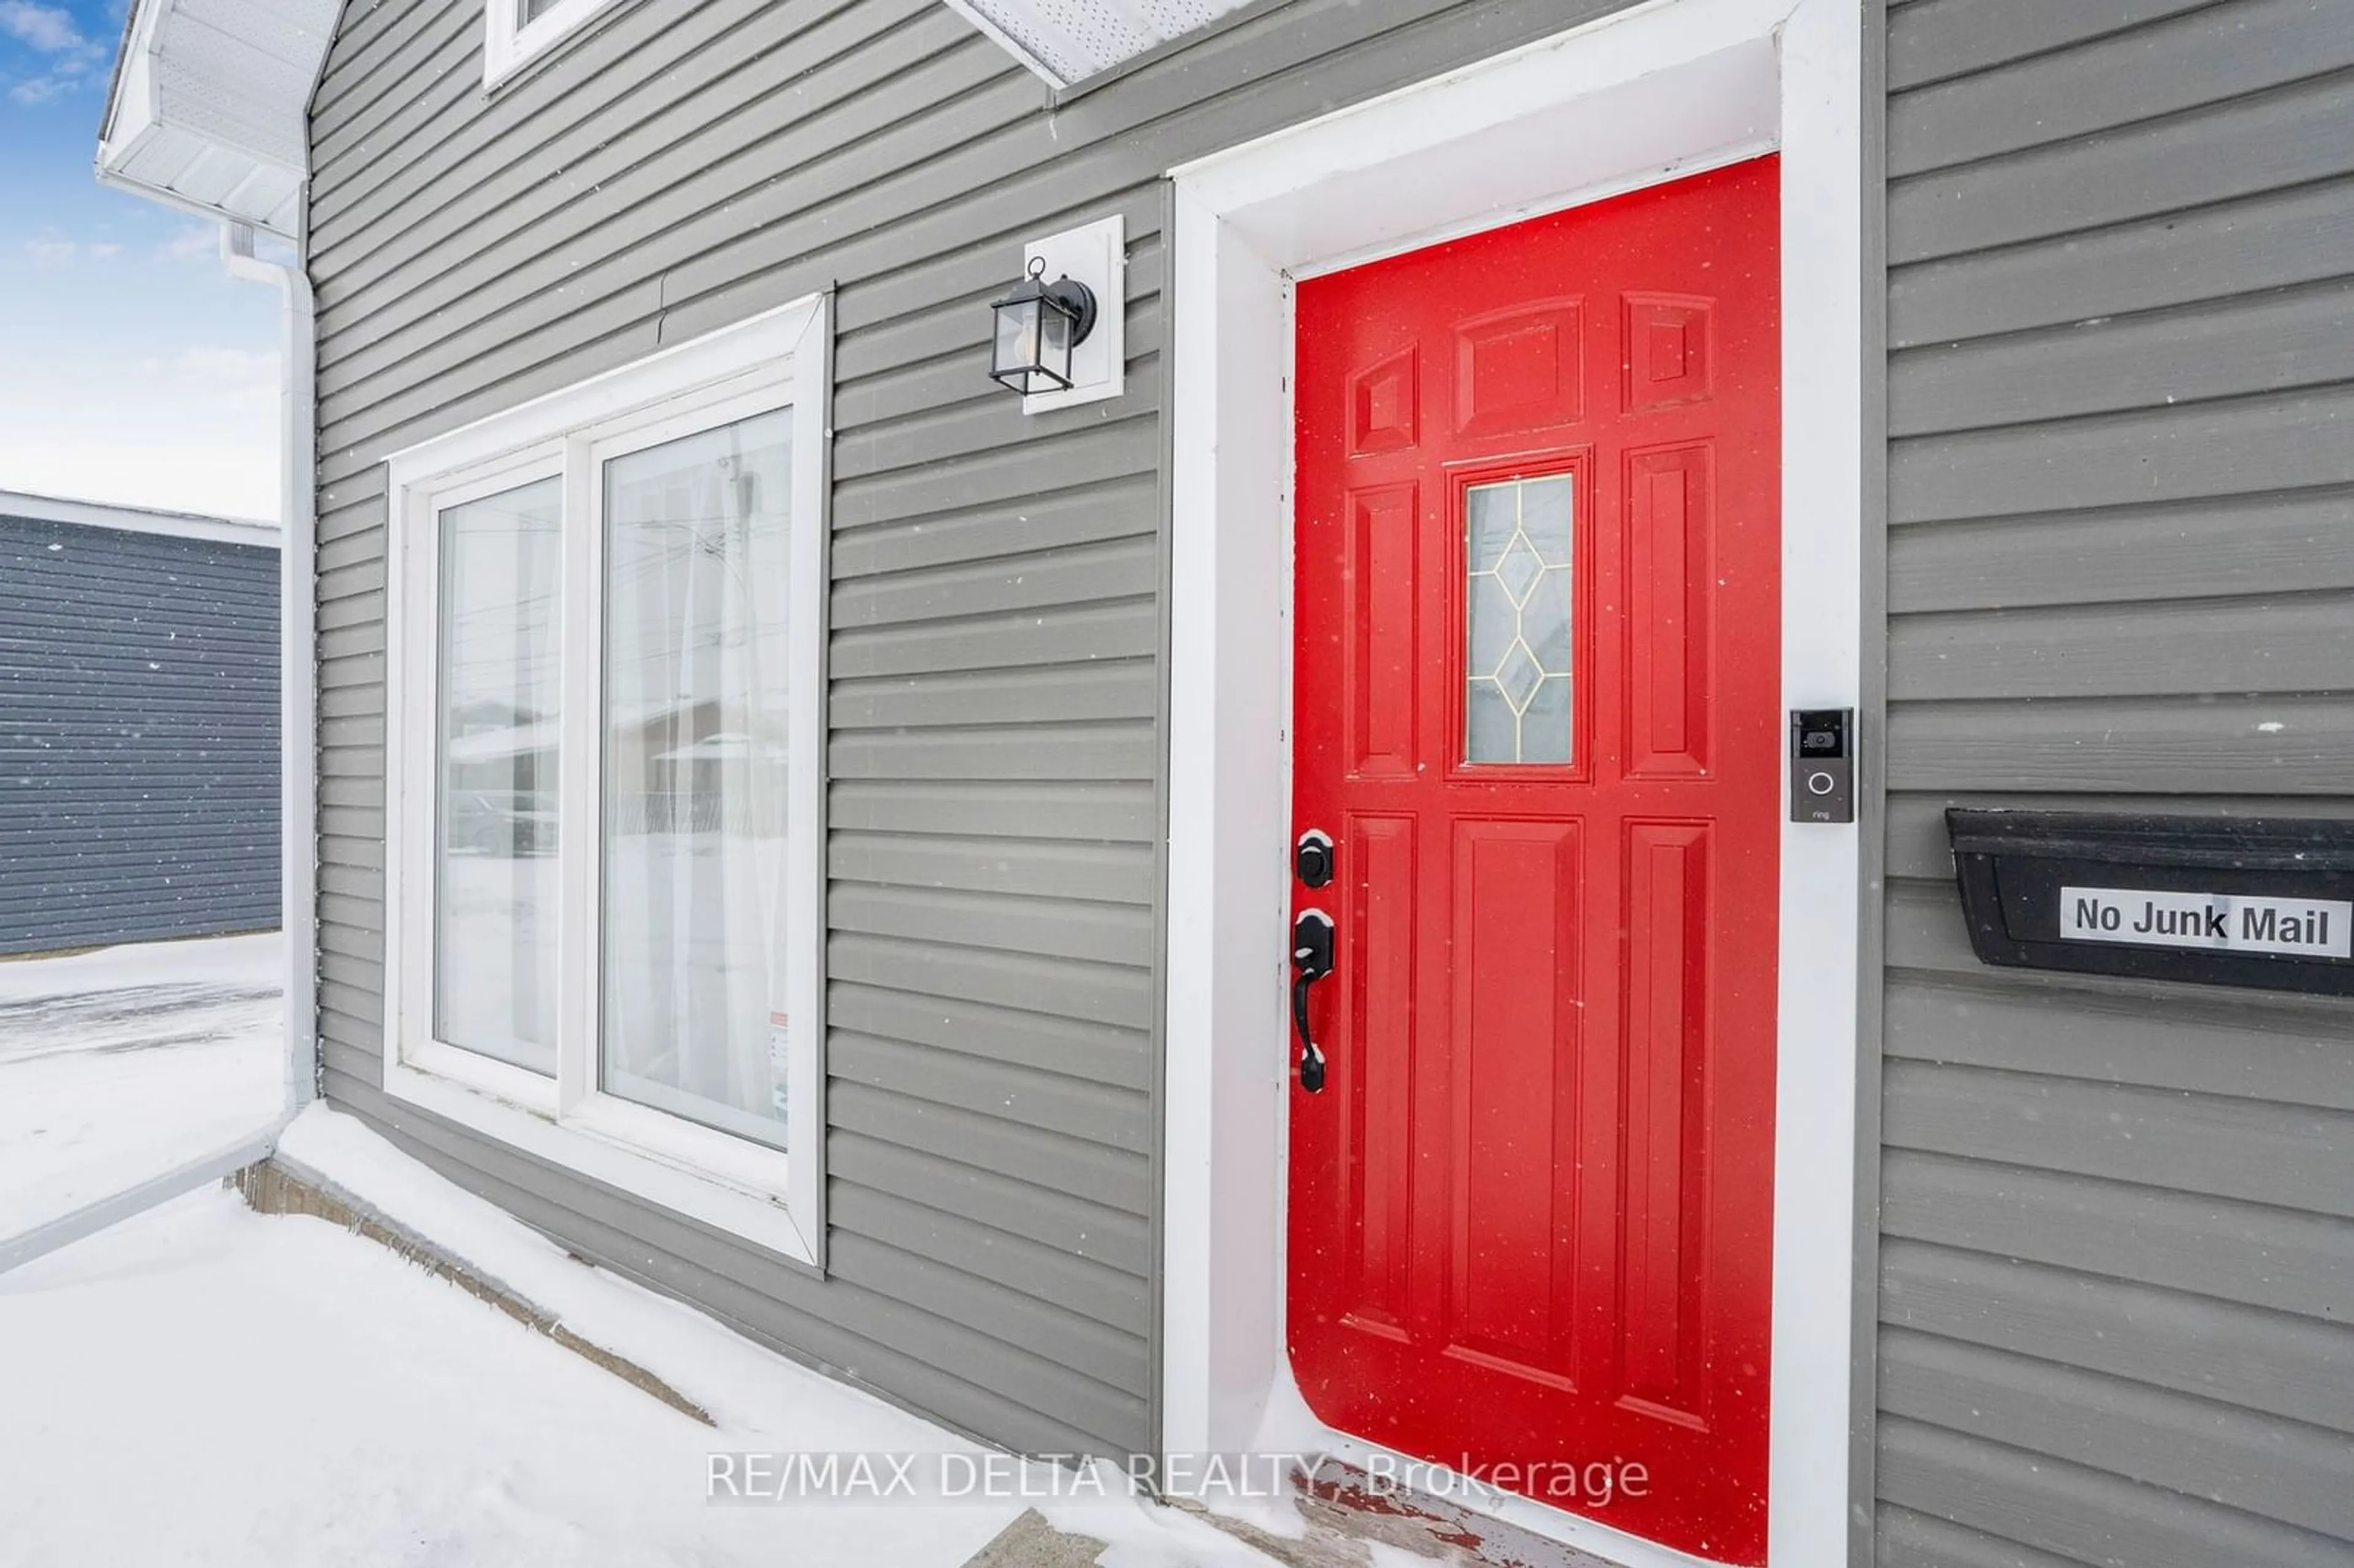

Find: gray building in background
93;1;2354;1564
0;492;281;956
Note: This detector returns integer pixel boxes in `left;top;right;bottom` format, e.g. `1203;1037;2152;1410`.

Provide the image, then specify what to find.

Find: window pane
435;478;562;1073
601;409;795;1149
519;0;561;23
1465;474;1572;764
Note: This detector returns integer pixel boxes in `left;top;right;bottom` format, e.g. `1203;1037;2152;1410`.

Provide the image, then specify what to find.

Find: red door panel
1289;158;1780;1567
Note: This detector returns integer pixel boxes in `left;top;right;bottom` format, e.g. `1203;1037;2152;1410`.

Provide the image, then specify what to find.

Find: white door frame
1159;2;1864;1564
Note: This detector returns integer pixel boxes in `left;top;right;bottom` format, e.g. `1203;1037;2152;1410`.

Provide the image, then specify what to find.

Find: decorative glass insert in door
1465;474;1572;764
600;409;795;1149
434;477;562;1073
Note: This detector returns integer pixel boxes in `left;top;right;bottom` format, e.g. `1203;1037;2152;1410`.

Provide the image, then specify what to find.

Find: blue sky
0;0;280;519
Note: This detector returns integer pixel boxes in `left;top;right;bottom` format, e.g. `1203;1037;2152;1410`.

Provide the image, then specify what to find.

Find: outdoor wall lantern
988;216;1126;413
989;257;1098;395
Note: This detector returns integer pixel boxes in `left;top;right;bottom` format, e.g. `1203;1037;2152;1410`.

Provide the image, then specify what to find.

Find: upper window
485;0;618;88
386;297;831;1265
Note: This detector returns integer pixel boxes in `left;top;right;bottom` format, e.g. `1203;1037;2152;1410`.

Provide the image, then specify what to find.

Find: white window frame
484;0;619;89
383;296;831;1267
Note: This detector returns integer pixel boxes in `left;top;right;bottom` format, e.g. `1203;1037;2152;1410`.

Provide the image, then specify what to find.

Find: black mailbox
1946;809;2354;997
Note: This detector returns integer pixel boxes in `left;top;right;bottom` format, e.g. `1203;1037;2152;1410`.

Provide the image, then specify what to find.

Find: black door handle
1292;909;1333;1092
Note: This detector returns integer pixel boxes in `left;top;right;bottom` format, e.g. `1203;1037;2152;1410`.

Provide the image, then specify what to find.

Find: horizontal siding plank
827;932;1152;1032
1890;278;2354;438
829;602;1157;681
1886;693;2354;793
1883;1241;2354;1434
829;721;1157;783
1889;592;2354;700
1887;485;2354;612
1881;1325;2354;1540
1886;973;2354;1111
828;1080;1149;1218
828;883;1152;967
826;1182;1148;1336
827;780;1154;842
1877;1415;2345;1567
831;420;1159;530
1884;0;2220;93
831;830;1155;905
1883;1147;2352;1326
831;661;1159;730
1876;1501;2092;1568
831;1031;1149;1153
831;537;1159;626
1891;174;2354;347
828;1130;1149;1278
1892;384;2354;525
1887;67;2354;265
826;980;1150;1091
823;1229;1146;1394
1888;0;2354;178
1884;1057;2354;1217
832;350;1162;483
827;476;1159;579
318;948;384;1001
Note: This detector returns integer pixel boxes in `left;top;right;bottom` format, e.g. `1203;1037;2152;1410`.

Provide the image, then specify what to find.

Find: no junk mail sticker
2061;886;2353;959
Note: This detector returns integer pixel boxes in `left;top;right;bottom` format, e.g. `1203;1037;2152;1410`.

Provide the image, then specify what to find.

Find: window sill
384;1058;820;1269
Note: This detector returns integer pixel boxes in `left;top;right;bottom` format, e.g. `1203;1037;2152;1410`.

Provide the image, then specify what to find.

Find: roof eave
93;0;330;246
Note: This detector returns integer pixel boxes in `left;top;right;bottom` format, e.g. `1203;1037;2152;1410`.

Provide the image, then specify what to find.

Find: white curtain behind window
600;409;793;1147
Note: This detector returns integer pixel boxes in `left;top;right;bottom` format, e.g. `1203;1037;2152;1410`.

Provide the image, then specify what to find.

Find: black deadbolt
1295;829;1334;888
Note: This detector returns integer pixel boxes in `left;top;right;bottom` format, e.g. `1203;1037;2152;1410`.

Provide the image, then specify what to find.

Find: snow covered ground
0;933;283;1237
0;933;1310;1566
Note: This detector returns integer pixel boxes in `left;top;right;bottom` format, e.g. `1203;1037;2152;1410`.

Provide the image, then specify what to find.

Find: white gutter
221;218;319;1116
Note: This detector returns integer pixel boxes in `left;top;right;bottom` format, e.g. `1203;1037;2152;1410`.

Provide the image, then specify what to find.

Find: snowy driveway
0;934;283;1237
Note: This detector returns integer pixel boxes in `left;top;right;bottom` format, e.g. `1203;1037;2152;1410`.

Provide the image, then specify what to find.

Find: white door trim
1160;2;1864;1564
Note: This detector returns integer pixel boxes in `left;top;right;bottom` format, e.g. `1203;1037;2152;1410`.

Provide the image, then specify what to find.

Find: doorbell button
1789;707;1856;824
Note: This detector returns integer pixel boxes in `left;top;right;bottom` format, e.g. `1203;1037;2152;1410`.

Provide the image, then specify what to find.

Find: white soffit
96;0;341;240
943;0;1260;87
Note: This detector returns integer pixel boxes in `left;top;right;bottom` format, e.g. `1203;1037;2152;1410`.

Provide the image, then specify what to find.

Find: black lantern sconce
988;257;1099;396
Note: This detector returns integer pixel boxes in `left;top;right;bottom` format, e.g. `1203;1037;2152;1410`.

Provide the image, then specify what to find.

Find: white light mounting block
1023;215;1125;414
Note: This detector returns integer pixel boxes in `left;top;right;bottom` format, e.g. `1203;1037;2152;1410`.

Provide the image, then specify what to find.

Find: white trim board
0;487;279;547
1159;2;1864;1565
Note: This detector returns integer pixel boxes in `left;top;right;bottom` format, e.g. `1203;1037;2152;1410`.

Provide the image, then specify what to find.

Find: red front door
1287;158;1781;1566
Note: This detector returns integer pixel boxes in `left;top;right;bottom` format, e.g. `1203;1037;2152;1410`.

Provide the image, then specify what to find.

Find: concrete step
960;1460;1629;1568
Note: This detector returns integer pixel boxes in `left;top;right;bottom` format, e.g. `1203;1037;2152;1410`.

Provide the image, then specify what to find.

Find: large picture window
385;299;829;1265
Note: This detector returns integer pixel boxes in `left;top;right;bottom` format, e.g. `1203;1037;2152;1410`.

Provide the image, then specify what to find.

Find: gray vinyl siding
0;515;280;957
1875;2;2354;1564
302;0;1644;1460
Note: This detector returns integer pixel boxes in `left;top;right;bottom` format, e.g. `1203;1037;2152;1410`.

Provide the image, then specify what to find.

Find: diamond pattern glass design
1465;475;1572;763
